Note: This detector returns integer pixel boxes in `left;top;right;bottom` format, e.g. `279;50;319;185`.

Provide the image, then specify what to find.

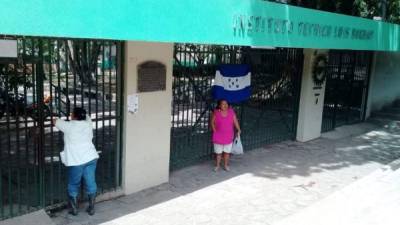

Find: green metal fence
0;36;123;220
322;50;372;132
171;44;303;170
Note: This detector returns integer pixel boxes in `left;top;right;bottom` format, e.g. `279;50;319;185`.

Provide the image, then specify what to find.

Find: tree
266;0;400;24
266;0;355;15
355;0;400;23
67;40;101;86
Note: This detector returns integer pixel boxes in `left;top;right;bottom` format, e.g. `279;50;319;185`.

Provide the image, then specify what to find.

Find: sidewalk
51;121;400;225
275;158;400;225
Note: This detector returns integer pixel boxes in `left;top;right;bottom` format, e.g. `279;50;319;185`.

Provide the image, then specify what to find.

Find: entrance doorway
322;50;373;132
170;44;303;170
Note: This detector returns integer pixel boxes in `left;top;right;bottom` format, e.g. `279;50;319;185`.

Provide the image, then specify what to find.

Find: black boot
86;194;96;216
68;196;78;216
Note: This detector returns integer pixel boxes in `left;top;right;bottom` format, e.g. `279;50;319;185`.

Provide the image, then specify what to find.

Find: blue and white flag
212;64;251;103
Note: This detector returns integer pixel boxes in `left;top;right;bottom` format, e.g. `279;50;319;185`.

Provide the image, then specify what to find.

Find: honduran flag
212;64;251;103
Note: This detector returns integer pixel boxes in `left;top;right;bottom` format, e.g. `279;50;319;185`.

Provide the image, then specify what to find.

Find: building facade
0;0;400;220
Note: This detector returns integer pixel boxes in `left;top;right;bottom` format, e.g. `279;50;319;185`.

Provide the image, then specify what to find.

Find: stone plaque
137;61;166;92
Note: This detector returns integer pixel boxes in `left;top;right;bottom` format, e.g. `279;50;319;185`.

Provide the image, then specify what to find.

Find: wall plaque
137;61;166;92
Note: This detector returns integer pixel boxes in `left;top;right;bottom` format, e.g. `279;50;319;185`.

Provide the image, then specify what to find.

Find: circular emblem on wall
312;54;328;86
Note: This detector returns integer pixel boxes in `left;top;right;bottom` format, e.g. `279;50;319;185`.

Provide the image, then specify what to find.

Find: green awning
0;0;399;51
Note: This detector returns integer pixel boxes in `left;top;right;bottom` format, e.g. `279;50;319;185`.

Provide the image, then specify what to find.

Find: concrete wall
367;51;400;114
296;49;327;142
122;41;173;195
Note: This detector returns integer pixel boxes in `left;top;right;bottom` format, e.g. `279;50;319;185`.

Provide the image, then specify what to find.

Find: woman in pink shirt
210;99;241;172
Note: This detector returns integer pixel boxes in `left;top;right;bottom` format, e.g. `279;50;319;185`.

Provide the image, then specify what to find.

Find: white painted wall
296;49;327;142
122;41;173;195
366;51;400;115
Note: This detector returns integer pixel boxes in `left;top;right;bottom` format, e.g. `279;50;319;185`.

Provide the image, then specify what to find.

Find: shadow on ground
52;120;400;225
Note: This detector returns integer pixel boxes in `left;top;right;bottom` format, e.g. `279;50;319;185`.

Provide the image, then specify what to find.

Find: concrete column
122;41;173;195
364;52;377;119
296;49;328;142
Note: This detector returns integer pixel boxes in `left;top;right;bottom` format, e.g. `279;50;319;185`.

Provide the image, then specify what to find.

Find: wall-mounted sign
127;93;139;114
312;53;328;87
0;1;399;51
0;40;17;58
137;61;166;92
233;15;374;41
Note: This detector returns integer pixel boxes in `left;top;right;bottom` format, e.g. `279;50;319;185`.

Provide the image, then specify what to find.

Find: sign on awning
0;40;17;58
0;1;399;51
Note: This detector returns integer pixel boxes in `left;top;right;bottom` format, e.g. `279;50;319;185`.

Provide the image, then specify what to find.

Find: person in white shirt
54;107;99;216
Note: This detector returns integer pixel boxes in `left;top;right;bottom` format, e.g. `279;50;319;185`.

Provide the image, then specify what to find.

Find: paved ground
276;158;400;225
1;210;55;225
49;120;400;225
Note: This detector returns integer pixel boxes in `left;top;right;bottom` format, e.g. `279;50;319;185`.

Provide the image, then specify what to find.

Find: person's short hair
72;107;86;121
216;99;229;109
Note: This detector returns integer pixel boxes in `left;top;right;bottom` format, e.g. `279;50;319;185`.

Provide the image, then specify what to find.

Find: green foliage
0;64;33;93
387;0;400;23
267;0;400;24
355;0;400;23
266;0;355;14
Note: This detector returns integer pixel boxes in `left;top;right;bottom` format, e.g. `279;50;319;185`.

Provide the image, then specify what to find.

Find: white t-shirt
56;117;99;166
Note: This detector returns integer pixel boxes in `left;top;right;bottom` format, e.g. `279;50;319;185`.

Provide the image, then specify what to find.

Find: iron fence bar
332;51;342;129
14;61;21;214
73;42;77;108
95;43;99;150
115;41;123;187
5;60;12;217
0;66;3;218
101;41;106;192
80;42;85;107
345;51;356;123
107;42;113;190
48;38;55;205
56;40;63;203
64;40;70;120
0;167;2;218
22;39;31;213
7;169;12;218
37;39;45;208
88;42;92;115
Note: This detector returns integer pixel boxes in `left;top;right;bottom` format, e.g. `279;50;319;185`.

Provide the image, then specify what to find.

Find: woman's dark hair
216;99;229;109
72;107;86;121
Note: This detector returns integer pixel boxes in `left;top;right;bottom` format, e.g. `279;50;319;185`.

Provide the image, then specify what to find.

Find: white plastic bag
231;136;243;155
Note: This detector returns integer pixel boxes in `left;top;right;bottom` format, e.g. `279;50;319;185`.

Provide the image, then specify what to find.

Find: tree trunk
67;40;101;86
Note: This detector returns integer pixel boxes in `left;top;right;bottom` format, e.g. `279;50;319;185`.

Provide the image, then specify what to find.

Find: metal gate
322;50;372;132
171;44;303;170
0;36;123;220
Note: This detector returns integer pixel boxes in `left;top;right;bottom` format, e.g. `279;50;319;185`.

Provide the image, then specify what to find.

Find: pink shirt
212;108;236;145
